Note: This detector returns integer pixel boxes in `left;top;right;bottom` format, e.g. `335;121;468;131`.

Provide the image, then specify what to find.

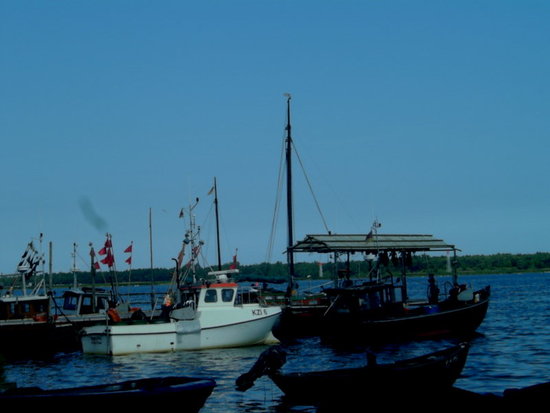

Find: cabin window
204;289;218;303
222;289;234;303
21;303;31;314
98;297;108;310
63;295;78;311
80;296;94;314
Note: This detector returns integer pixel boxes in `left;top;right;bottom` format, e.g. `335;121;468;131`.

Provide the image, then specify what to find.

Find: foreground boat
0;376;216;409
237;342;470;405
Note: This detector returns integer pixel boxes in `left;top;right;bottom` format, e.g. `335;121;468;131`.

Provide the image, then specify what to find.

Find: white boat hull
81;306;281;355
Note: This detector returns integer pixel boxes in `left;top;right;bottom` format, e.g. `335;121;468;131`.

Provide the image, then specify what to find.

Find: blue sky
1;1;550;275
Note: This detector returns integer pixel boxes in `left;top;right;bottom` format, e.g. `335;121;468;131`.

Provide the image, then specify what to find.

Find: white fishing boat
81;181;281;355
81;270;281;355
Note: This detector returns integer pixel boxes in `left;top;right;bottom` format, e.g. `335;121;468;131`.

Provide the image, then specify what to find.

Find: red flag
176;246;185;268
104;238;112;248
101;252;114;267
125;256;132;265
124;244;132;253
94;262;100;270
98;247;107;255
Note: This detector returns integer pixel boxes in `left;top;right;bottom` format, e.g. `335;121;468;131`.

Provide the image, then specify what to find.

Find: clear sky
1;1;550;275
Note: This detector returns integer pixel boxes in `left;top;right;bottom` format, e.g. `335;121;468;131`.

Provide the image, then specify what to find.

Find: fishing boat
0;237;151;357
0;376;216;409
291;230;490;343
0;238;78;356
81;183;281;355
51;238;150;351
236;342;470;405
54;239;147;325
267;96;489;342
81;271;281;355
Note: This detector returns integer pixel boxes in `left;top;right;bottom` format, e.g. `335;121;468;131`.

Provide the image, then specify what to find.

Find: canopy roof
289;233;457;254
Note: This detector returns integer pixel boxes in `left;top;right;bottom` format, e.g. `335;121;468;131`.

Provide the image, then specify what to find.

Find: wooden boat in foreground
0;376;216;409
236;342;470;405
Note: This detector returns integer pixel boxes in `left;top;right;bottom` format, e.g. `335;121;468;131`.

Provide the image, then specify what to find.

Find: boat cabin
324;281;405;317
61;287;112;316
0;294;50;321
179;282;238;307
176;269;260;308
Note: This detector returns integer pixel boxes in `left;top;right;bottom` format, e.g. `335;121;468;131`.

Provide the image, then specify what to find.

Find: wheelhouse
0;295;50;321
62;288;112;315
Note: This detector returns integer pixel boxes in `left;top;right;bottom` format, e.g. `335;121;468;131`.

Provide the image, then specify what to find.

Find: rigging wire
266;136;286;265
291;139;331;234
265;134;332;266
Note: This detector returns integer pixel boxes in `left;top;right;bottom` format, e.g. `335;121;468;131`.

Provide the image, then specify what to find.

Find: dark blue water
2;273;549;411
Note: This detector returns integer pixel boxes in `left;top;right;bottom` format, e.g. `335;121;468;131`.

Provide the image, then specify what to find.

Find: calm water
2;273;549;411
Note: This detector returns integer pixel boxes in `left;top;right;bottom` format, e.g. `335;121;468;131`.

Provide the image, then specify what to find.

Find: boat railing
236;288;263;306
300;280;333;293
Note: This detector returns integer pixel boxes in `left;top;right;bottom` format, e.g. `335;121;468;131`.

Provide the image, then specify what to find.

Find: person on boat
160;293;174;320
428;274;440;304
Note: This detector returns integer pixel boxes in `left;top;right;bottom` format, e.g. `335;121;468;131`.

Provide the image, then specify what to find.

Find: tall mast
285;93;295;278
149;208;155;310
213;177;222;271
89;243;97;313
72;242;78;288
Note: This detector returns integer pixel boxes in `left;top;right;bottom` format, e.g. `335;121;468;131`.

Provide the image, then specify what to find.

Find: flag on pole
124;242;132;266
98;234;115;267
101;252;114;267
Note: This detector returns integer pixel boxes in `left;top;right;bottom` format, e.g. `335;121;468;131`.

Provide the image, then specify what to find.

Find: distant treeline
2;252;550;288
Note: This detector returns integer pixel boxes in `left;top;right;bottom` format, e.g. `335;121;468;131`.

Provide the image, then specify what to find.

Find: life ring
107;308;122;322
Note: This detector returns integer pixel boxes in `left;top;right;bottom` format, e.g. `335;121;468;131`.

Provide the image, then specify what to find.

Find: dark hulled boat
237;343;470;405
267;96;489;342
0;376;216;409
289;232;491;343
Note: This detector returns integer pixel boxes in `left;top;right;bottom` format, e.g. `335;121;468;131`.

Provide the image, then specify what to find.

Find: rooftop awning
289;233;457;254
